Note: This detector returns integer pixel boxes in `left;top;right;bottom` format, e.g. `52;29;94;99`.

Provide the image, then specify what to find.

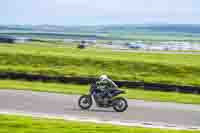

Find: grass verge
0;43;200;86
0;79;200;105
0;114;199;133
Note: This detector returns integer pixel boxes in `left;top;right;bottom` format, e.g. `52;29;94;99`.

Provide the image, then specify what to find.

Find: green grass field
0;114;198;133
0;42;200;86
1;79;200;104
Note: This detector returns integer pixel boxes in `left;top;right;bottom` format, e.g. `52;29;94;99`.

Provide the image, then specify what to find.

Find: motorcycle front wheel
113;97;128;112
78;95;93;110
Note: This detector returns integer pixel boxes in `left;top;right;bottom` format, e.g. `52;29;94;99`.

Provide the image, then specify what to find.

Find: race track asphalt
0;89;200;129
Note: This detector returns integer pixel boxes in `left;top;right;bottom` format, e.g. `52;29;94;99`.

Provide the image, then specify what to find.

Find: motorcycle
78;83;128;112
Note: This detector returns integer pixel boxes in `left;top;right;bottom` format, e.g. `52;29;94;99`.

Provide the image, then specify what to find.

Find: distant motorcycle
78;83;128;112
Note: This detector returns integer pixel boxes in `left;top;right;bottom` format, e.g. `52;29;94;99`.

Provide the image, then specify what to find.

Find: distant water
1;24;200;40
136;24;200;34
1;24;200;34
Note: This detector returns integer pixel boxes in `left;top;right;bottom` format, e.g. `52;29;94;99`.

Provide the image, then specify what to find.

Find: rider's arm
106;78;118;88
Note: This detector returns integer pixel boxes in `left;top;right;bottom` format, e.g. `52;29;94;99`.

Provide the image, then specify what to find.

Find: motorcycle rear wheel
113;97;128;112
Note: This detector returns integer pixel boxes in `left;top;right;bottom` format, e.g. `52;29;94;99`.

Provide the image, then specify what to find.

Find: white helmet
99;75;108;80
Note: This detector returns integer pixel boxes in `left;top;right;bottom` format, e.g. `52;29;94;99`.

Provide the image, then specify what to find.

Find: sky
1;0;200;25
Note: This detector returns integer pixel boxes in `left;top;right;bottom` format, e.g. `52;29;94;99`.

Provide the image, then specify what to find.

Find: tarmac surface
0;89;200;129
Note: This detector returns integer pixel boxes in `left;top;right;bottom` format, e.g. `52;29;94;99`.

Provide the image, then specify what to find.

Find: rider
96;75;119;98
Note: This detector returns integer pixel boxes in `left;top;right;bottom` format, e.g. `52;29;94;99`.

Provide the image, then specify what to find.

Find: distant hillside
1;24;200;34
